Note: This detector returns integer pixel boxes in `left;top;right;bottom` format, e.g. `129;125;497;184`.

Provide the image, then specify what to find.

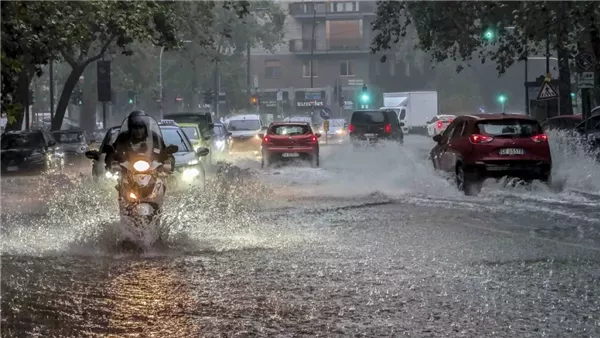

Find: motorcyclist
105;111;174;171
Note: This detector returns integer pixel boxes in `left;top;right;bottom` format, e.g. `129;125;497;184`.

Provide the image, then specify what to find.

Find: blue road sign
320;107;331;120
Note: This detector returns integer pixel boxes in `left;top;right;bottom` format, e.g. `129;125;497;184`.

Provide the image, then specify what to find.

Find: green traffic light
497;94;507;104
361;94;369;102
128;99;134;104
484;29;495;40
570;92;576;98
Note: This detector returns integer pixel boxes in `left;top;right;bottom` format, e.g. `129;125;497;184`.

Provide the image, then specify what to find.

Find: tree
371;1;600;116
49;0;180;131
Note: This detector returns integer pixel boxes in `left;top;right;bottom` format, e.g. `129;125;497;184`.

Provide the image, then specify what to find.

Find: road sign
253;75;259;88
276;90;283;101
575;52;596;72
319;107;331;120
537;82;559;101
578;71;595;89
348;78;364;86
323;120;329;131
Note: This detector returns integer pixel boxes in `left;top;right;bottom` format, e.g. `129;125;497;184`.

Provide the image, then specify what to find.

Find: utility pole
49;60;55;121
247;43;251;94
545;22;551;119
310;8;316;89
101;53;107;130
524;45;529;115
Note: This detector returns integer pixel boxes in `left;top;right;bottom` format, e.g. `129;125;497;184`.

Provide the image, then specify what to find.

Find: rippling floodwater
2;133;600;337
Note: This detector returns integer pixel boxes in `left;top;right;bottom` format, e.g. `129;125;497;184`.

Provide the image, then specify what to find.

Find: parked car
427;114;456;137
52;129;92;165
430;114;551;195
541;115;583;132
1;129;64;175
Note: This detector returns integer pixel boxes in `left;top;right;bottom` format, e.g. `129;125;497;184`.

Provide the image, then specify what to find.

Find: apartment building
249;1;378;116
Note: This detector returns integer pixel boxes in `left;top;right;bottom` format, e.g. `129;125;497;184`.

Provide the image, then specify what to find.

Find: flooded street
2;135;600;337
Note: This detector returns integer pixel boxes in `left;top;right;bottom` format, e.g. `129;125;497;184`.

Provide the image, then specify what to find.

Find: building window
265;60;281;79
331;1;356;12
340;60;354;76
302;60;318;77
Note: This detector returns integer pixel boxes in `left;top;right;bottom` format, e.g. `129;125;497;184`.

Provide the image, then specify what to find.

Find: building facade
249;1;378;118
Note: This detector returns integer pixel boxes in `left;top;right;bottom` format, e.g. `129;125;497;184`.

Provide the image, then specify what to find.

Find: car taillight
263;135;271;143
309;135;318;143
469;134;494;144
531;134;548;143
436;121;443;129
348;124;355;132
447;119;453;123
384;123;392;133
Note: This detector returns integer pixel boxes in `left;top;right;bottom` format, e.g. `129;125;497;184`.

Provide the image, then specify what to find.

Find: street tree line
1;0;285;131
371;1;600;115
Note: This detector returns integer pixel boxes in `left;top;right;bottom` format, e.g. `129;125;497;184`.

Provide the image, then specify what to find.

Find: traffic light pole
101;53;107;129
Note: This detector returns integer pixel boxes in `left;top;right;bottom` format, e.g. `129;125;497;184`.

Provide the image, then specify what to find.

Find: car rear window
271;125;310;136
477;119;542;137
351;111;387;124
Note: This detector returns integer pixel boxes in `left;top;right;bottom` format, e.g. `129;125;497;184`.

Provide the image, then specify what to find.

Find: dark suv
430;114;552;195
349;110;404;146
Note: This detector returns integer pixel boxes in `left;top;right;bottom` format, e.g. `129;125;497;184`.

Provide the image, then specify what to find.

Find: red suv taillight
469;134;494;144
263;135;271;143
436;121;443;129
348;124;355;132
384;123;392;133
531;134;548;143
309;135;318;143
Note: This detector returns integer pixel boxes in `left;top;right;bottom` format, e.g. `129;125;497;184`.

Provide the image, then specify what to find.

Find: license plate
364;133;376;137
499;148;524;155
6;166;18;171
282;152;299;158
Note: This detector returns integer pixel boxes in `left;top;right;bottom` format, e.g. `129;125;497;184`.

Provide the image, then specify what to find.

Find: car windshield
477;119;542;137
351;111;386;124
1;133;44;150
271;125;310;136
53;132;83;143
181;126;199;140
161;128;190;152
228;119;261;131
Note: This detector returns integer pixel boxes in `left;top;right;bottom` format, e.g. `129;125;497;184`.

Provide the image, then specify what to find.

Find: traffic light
203;90;214;105
250;95;258;106
483;28;495;41
338;95;344;108
28;89;34;104
359;84;370;105
127;90;136;104
496;94;507;104
70;88;82;105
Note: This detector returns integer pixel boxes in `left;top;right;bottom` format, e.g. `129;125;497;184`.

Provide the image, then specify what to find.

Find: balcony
289;38;368;53
288;2;376;19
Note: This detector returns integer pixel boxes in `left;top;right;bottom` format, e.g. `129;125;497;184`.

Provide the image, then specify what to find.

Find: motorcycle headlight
105;171;120;180
133;160;150;172
182;168;200;182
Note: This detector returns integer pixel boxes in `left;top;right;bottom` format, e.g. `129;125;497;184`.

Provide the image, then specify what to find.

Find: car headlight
105;171;120;180
336;129;344;134
187;159;199;166
215;140;225;149
182;168;200;182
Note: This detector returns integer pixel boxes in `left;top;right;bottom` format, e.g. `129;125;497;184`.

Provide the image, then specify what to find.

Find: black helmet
127;110;148;141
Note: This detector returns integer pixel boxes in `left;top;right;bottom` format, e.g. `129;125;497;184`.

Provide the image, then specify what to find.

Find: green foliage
371;1;600;74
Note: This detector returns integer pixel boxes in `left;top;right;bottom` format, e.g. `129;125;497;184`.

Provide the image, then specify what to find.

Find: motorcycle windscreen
117;115;164;160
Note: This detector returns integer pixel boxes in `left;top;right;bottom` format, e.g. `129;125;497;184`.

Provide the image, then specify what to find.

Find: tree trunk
81;64;96;132
557;47;573;116
52;64;86;131
5;68;32;131
589;21;600;107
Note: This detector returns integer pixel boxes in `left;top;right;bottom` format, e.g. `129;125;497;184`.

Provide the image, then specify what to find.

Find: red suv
259;122;321;168
430;114;552;195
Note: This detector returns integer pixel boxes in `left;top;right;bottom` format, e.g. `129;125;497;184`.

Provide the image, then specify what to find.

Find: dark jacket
105;130;171;169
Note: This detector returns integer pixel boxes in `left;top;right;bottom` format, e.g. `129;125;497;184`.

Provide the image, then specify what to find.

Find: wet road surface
2;135;600;337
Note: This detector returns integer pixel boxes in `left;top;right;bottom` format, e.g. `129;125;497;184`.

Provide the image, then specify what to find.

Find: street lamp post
246;8;267;95
159;40;192;118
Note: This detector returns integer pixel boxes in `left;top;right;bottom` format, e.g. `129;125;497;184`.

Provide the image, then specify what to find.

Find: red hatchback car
259;122;321;168
430;114;552;195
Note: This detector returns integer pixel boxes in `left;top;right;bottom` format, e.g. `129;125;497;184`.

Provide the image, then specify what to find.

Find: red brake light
448;119;453;123
309;135;318;143
436;121;443;129
469;134;494;144
531;134;548;143
384;123;392;133
263;135;271;143
348;124;355;132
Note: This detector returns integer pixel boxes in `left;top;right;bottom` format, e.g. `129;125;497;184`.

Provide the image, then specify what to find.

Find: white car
427;114;456;137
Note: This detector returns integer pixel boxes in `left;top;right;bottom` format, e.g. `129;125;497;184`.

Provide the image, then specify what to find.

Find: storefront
294;90;327;113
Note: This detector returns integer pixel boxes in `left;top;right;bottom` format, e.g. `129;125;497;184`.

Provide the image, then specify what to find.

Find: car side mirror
257;133;265;139
315;133;322;138
85;150;100;160
399;122;405;127
48;140;56;147
433;134;443;143
166;144;179;154
196;147;209;157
